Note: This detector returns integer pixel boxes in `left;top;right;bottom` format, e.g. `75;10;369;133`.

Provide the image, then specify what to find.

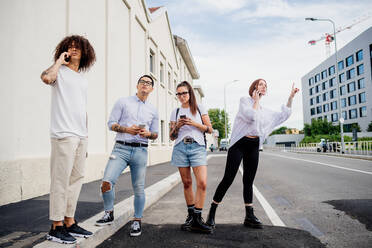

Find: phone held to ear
64;54;70;62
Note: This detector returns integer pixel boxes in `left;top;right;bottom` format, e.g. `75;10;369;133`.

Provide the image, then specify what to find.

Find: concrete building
264;134;305;147
0;0;202;206
301;27;372;132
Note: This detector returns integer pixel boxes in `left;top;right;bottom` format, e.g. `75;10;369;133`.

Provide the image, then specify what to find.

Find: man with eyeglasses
96;75;159;237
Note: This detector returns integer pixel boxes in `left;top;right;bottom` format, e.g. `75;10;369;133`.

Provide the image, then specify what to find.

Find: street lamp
305;17;345;153
224;80;239;140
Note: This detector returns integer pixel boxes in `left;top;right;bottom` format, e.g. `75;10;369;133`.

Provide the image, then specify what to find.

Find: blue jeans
102;142;148;218
171;141;207;167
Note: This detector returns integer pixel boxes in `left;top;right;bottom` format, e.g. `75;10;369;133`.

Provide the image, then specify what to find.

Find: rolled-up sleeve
107;99;123;131
149;111;159;133
239;97;258;123
271;104;292;128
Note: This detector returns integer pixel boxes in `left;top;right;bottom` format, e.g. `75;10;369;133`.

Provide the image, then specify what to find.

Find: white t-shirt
170;104;207;146
50;65;88;138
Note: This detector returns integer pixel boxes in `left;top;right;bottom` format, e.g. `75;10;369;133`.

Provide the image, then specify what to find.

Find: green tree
270;126;288;136
305;119;339;136
368;121;372;132
208;108;229;143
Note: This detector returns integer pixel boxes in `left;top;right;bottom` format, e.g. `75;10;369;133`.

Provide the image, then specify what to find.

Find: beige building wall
0;0;201;206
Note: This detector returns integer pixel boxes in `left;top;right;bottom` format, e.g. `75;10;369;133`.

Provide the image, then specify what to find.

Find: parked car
219;139;228;151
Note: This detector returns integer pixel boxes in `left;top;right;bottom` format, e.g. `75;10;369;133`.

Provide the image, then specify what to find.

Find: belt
183;137;195;144
116;141;148;147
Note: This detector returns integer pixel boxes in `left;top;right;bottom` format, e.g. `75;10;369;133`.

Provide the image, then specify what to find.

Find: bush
300;134;352;144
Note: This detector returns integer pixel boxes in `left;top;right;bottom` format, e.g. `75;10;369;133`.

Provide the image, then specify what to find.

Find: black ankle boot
180;208;194;231
244;206;263;229
191;212;213;234
206;203;218;229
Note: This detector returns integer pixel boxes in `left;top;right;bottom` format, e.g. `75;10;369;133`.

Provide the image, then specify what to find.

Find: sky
146;0;372;130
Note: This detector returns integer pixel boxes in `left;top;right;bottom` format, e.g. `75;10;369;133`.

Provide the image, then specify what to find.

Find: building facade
0;0;201;205
301;27;372;132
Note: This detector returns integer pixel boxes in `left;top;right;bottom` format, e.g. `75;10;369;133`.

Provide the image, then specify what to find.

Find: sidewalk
98;156;325;248
0;161;178;248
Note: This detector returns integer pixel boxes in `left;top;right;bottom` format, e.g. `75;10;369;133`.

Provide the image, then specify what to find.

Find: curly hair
54;35;96;72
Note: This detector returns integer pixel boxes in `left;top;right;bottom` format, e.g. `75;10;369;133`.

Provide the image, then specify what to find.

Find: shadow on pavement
324;199;372;231
98;223;325;248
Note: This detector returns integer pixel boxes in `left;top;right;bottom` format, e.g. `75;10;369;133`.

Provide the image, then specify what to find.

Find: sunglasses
138;80;153;86
176;91;189;96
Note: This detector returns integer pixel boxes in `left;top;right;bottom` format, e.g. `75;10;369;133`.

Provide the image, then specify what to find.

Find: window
308;77;314;86
322;81;328;90
346;68;355;80
341;98;347;108
160;62;164;84
346;55;354;67
316;106;322;114
356;50;363;62
330;89;337;99
347;81;356;93
323;92;329;101
149;51;155;74
331;113;338;122
324;115;328;121
329;77;336;87
310;98;314;106
315;85;320;93
331;101;337;110
311;108;315;116
323;103;329;112
349;109;357;119
338;60;344;71
160;120;165;144
328;65;335;75
360;106;367;117
357;64;364;75
358;78;365;89
309;87;314;95
348;95;357;105
174;79;177;93
321;70;327;79
359;92;366;103
315;73;320;83
340;85;346;95
318;116;323;120
316;95;321;104
168;71;172;91
342;111;347;120
339;73;345;83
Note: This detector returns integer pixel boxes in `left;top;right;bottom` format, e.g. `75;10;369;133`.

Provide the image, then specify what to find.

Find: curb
34;172;181;248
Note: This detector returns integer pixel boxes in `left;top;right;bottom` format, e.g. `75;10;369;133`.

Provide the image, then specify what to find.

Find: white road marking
264;153;372;176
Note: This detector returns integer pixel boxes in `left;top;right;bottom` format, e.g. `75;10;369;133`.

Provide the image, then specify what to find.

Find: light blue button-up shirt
108;95;159;144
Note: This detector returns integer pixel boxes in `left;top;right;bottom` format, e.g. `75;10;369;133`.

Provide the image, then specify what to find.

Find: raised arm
40;52;69;84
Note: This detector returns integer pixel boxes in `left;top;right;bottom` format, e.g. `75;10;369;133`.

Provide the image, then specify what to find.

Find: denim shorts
171;141;207;167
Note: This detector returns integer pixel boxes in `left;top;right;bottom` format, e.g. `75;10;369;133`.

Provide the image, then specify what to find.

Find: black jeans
213;136;259;204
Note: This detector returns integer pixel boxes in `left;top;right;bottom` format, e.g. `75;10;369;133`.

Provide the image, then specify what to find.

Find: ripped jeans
101;142;148;218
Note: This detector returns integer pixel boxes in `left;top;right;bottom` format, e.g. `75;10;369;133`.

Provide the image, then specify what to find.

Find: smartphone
64;54;70;62
138;124;146;129
180;115;186;119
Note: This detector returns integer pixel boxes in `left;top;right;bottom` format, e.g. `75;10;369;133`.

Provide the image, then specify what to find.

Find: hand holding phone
180;115;186;119
64;54;71;62
138;124;146;129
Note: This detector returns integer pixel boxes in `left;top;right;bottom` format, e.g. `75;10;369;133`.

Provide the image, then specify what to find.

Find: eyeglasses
176;91;189;96
138;80;153;86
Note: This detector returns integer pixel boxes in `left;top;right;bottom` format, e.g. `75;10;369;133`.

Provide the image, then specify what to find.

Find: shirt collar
134;94;147;104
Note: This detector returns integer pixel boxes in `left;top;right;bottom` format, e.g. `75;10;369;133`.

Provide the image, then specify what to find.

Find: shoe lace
131;221;140;230
102;211;111;221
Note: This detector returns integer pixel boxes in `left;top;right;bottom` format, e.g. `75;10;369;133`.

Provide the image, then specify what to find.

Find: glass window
329;77;336;87
311;108;315;116
168;71;172;90
339;73;345;83
315;85;320;93
317;106;322;114
316;95;321;104
357;64;364;75
330;89;337;99
310;98;314;106
346;55;354;67
322;81;328;90
328;65;335;75
160;62;164;83
359;92;366;103
349;109;357;119
347;81;356;93
338;61;344;71
321;70;327;79
331;113;338;122
323;103;329;112
331;101;337;110
360;106;367;117
323;92;329;101
341;98;347;108
346;68;355;80
318;116;323;120
356;50;363;62
340;85;346;95
308;77;314;86
358;78;365;89
149;51;155;73
309;87;314;95
324;115;328;120
342;111;347;120
315;73;320;83
348;95;357;105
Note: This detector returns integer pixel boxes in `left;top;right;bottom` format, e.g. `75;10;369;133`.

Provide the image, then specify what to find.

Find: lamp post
305;17;345;153
224;80;239;140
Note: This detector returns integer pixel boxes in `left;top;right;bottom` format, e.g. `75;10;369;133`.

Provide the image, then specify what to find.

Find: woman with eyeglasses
169;81;213;234
206;79;299;229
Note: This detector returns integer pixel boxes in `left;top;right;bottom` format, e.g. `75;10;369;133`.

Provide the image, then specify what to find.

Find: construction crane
308;13;372;57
